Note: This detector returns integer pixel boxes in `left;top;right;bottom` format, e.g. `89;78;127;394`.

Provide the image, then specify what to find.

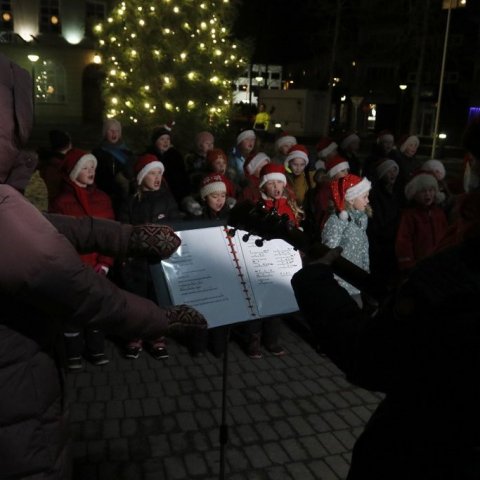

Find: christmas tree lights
95;0;249;132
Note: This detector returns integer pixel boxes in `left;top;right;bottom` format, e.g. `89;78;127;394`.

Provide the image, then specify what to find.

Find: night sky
233;0;322;65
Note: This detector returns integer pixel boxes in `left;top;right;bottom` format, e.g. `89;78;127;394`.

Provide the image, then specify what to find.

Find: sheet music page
234;233;302;317
155;226;258;328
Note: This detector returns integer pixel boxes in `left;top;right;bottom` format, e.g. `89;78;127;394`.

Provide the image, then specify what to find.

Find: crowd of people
34;118;473;368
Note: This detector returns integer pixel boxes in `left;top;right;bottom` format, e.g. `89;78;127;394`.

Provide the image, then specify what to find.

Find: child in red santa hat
237;151;271;204
321;173;372;307
199;172;236;220
271;132;297;165
49;148;115;370
205;148;236;198
258;163;303;227
395;170;448;273
116;153;182;361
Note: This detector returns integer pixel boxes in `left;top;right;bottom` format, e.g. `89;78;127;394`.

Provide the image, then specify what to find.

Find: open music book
150;225;302;328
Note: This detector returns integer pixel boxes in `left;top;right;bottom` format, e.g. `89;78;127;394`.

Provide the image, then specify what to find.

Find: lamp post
398;84;408;135
27;54;39;119
350;96;364;131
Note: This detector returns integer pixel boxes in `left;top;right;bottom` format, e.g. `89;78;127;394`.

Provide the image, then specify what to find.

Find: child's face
404;141;418;157
106;127;121;144
155;134;171;153
211;156;227;174
74;160;96;187
289;158;307;176
352;191;370;212
380;138;394;152
384;167;398;185
142;168;163;191
333;169;349;180
206;191;226;212
263;180;284;200
279;143;294;156
239;138;255;155
414;187;436;206
198;139;214;156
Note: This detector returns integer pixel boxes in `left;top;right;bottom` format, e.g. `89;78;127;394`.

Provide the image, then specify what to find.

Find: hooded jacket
0;53;180;479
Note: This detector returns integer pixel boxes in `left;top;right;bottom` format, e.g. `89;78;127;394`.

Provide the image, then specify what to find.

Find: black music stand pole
219;326;230;480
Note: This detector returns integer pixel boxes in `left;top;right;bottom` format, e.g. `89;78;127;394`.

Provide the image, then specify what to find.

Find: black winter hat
49;129;71;151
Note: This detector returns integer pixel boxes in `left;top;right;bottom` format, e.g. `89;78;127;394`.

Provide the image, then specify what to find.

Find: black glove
128;224;181;259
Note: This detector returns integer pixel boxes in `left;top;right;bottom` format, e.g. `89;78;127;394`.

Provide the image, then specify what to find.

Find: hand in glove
128;224;181;259
165;304;208;335
181;195;203;217
94;264;109;275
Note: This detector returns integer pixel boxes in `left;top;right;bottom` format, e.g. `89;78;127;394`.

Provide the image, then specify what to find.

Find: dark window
86;1;106;36
39;0;61;34
1;0;13;32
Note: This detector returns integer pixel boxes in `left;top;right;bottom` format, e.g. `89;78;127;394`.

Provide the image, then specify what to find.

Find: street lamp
27;54;39;119
398;85;408;134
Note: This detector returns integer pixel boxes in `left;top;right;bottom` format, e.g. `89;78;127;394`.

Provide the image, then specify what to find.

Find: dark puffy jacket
0;53;174;479
292;235;480;479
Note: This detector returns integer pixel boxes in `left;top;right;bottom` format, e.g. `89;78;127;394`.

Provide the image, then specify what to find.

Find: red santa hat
422;159;446;181
245;151;271;175
316;137;338;159
325;154;350;178
274;132;297;152
376;158;399;180
135;153;165;185
236;129;256;145
63;148;97;181
285;144;309;169
340;131;360;150
376;129;394;144
259;163;287;189
404;170;443;202
398;134;420;153
330;174;372;220
199;173;227;199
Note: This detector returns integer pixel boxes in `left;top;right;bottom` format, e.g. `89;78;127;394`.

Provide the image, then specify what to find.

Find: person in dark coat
0;53;207;480
144;124;192;207
396;134;423;194
91;118;135;211
366;158;403;292
291;223;480;479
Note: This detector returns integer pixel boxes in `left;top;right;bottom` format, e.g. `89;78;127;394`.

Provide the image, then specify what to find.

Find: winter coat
50;181;115;269
291;233;480;479
91;142;135;210
37;148;66;208
0;53;174;479
262;194;299;227
395;204;448;271
286;170;316;207
0;186;172;478
116;186;182;299
321;210;370;296
396;152;424;194
367;181;403;288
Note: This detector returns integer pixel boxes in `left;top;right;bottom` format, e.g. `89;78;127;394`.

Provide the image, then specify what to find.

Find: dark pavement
66;319;383;480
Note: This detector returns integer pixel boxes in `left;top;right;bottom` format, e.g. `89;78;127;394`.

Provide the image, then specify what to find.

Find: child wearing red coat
49;148;115;370
395;171;448;272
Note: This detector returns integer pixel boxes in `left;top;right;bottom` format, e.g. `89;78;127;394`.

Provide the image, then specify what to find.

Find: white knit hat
422;159;446;181
340;132;360;150
399;135;420;153
275;133;297;152
404;171;441;202
236;129;256;145
376;159;399;180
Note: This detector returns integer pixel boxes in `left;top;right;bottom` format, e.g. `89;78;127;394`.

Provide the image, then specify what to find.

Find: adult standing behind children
184;130;215;192
92;118;135;211
338;131;361;175
116;153;183;360
228;129;256;187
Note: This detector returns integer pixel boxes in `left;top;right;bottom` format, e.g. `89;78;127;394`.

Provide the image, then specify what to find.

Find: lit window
33;59;66;104
40;0;61;34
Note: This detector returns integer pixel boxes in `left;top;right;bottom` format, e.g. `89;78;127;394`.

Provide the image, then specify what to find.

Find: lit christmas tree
94;0;249;135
